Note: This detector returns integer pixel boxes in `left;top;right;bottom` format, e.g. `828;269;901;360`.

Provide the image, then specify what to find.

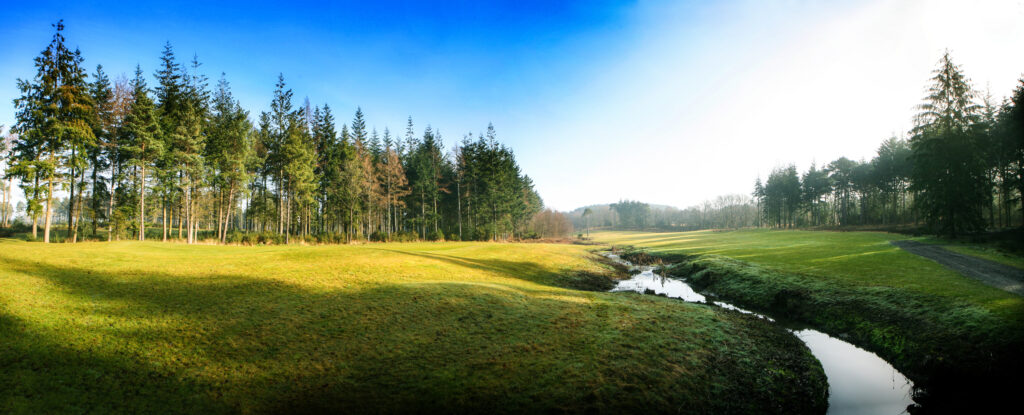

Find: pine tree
268;74;293;235
282;116;315;242
207;75;253;241
11;21;95;243
910;52;989;236
380;132;410;238
122;66;163;241
88;65;113;236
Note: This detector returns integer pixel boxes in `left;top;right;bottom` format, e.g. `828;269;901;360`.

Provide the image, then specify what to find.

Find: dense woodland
570;53;1024;237
0;22;567;244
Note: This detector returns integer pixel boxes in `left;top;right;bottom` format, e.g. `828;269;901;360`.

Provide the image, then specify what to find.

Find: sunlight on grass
0;238;826;414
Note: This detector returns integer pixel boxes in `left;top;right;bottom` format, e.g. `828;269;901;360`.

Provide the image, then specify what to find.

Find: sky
1;0;1023;211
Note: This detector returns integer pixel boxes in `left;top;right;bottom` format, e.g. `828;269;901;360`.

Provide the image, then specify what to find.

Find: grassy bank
593;230;1024;412
0;238;826;414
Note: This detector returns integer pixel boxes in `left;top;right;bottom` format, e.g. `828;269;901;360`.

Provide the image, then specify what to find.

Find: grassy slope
593;229;1024;411
0;239;826;414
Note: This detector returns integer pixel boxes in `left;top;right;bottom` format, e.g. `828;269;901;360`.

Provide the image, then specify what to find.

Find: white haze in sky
518;0;1024;211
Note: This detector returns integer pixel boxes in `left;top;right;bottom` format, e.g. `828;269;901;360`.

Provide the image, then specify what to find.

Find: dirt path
891;240;1024;296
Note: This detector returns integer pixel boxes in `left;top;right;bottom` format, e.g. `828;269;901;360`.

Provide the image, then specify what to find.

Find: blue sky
2;0;1023;210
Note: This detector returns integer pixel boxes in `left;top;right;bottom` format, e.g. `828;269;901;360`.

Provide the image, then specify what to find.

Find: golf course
3;3;1024;413
0;237;828;414
4;229;1021;413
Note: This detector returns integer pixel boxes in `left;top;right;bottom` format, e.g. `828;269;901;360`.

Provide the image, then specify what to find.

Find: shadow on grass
0;255;688;414
0;251;832;414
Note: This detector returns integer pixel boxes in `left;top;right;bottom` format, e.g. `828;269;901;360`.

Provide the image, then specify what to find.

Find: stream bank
605;252;915;415
619;248;1024;414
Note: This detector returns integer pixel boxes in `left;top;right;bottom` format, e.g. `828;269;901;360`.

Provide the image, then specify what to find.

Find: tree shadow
0;256;615;413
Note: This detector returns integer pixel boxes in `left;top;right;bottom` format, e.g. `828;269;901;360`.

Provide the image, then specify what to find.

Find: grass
592;229;1024;412
0;238;826;414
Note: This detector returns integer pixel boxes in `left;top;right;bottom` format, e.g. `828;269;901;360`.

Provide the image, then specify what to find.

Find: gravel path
891;240;1024;296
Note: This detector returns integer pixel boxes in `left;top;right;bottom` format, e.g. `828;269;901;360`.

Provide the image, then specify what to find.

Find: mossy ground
0;238;826;414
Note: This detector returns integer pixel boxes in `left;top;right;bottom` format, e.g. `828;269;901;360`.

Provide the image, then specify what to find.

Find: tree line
755;52;1024;236
568;53;1023;237
568;196;758;233
1;22;548;244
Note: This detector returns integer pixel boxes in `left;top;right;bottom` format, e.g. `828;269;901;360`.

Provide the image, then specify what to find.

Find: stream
604;253;915;414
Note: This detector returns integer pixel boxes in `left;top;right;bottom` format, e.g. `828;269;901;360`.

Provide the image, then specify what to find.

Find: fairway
0;239;826;414
592;229;1024;410
592;229;1021;311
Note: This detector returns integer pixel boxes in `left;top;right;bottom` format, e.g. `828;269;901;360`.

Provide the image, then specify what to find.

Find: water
605;253;915;414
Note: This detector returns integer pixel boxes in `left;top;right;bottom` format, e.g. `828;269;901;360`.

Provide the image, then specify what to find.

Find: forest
569;53;1024;238
0;22;568;245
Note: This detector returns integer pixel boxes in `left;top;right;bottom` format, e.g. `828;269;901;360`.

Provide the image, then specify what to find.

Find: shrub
426;229;445;241
392;231;418;242
226;231;245;244
257;232;282;245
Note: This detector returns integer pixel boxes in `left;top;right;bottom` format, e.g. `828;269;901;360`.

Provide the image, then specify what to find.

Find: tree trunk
162;201;168;242
73;167;85;243
178;202;183;239
90;162;99;235
278;172;284;235
108;159;116;241
43;174;54;243
67;148;76;241
139;164;146;241
223;187;234;243
186;179;193;244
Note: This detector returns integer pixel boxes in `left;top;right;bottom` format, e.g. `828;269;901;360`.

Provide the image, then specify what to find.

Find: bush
392;231;418;242
257;232;282;245
426;229;445;241
369;231;387;242
226;231;245;244
317;232;344;244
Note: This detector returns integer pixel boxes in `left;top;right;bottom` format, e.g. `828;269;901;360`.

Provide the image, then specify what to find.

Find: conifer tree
207;75;253;241
910;52;989;236
11;21;95;243
122;66;163;241
88;65;113;236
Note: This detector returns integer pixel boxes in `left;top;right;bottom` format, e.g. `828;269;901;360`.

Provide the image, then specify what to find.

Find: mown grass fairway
0;239;826;414
593;229;1021;313
593;229;1024;411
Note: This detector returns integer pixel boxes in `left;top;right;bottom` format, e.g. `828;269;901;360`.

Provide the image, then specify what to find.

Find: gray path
891;240;1024;296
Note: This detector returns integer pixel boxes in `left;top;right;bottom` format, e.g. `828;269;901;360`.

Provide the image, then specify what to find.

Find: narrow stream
604;253;915;415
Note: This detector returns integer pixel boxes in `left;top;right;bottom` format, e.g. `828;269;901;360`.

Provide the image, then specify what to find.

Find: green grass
593;229;1020;315
592;229;1024;411
0;238;826;414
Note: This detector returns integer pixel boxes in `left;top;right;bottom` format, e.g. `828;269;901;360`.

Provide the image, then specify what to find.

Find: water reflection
795;330;914;415
605;252;915;414
611;268;707;302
